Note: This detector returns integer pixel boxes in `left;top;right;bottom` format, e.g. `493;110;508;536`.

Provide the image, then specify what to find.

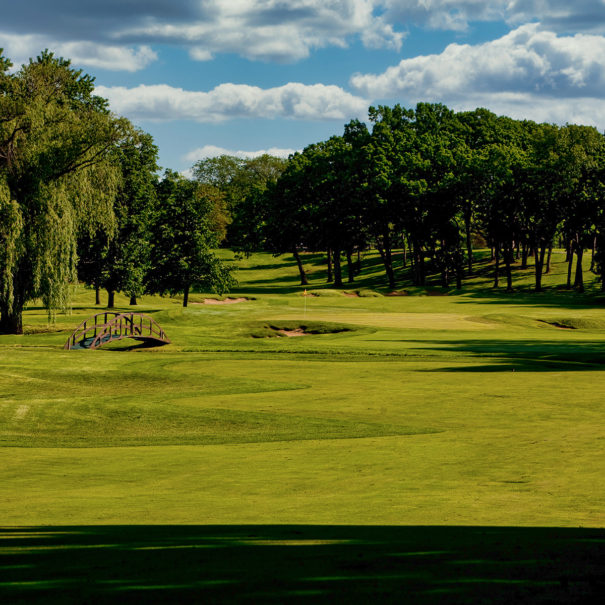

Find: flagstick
303;289;307;318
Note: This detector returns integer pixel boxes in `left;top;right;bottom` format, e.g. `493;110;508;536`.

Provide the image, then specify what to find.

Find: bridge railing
64;312;170;350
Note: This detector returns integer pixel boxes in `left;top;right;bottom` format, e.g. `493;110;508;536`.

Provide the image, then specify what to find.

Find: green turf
1;250;605;601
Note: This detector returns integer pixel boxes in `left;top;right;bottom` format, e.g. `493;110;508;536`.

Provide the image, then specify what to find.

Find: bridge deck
64;312;170;350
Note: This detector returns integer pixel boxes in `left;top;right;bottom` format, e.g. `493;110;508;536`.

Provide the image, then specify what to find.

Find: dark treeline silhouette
228;103;605;293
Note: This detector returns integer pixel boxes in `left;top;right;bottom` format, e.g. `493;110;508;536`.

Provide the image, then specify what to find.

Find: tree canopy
233;103;605;294
0;49;128;333
148;170;235;307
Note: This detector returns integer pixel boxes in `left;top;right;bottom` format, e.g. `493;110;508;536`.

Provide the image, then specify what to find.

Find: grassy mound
538;317;605;330
250;321;356;338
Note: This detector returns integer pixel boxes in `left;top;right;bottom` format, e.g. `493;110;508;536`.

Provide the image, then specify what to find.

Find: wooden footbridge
64;312;170;350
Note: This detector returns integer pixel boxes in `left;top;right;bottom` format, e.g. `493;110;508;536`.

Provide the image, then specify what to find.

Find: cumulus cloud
2;1;605;72
351;23;605;129
380;0;508;31
352;24;605;99
506;0;605;33
119;1;404;62
379;1;605;33
96;82;369;122
1;1;403;66
0;32;156;72
183;145;298;164
452;93;605;130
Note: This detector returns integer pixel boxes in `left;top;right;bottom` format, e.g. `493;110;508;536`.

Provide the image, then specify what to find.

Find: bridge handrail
64;311;170;350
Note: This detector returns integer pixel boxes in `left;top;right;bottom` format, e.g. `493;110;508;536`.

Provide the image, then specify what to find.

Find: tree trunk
333;249;343;287
129;294;137;305
566;239;574;288
464;204;473;273
346;249;355;283
377;235;396;289
521;241;528;270
440;239;449;288
0;304;23;335
545;246;552;274
107;290;115;309
95;283;101;305
591;235;597;272
326;248;333;283
504;245;513;292
183;284;189;307
409;240;416;282
493;244;500;288
534;243;546;292
293;249;309;286
574;246;584;293
415;243;426;286
455;263;462;290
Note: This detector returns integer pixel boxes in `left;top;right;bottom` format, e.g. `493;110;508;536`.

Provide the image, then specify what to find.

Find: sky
2;1;605;173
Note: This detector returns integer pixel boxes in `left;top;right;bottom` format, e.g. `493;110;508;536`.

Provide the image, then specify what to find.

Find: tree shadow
452;290;605;310
0;525;603;604
410;339;605;371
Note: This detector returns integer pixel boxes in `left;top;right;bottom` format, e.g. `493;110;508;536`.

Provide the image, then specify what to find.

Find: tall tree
263;153;317;285
363;104;417;288
0;50;126;333
148;170;234;307
79;128;159;308
192;154;287;246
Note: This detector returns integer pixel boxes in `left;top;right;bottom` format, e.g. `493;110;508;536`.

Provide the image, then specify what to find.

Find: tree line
215;104;605;295
3;50;605;335
0;50;233;334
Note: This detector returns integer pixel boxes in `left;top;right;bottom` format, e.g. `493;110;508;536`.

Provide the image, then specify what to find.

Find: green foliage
0;49;126;332
192;153;287;246
234;102;605;297
148;170;236;305
77;127;160;306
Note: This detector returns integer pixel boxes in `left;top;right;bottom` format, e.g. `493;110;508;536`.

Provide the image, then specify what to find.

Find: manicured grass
1;250;605;601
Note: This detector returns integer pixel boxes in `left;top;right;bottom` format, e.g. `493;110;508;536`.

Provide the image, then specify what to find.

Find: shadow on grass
413;339;605;371
451;289;605;310
0;525;603;604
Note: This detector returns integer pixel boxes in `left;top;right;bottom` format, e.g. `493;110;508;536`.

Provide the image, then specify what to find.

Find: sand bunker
198;297;249;305
278;328;307;337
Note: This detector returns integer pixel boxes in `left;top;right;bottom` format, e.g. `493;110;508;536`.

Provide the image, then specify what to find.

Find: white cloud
350;23;605;129
96;82;369;123
506;0;605;33
2;1;404;66
2;1;605;74
451;93;605;129
118;1;403;62
379;1;605;33
0;32;156;72
351;24;605;100
380;1;508;31
183;145;298;166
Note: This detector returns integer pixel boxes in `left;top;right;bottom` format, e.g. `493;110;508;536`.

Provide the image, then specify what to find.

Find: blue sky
2;1;605;172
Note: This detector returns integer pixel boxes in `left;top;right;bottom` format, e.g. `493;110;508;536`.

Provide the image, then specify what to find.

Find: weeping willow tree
0;49;127;333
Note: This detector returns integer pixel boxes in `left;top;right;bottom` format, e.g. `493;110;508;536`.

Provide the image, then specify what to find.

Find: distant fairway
1;250;605;601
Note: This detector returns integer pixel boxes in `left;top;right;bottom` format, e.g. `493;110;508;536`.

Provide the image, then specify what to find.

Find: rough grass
1;250;605;602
